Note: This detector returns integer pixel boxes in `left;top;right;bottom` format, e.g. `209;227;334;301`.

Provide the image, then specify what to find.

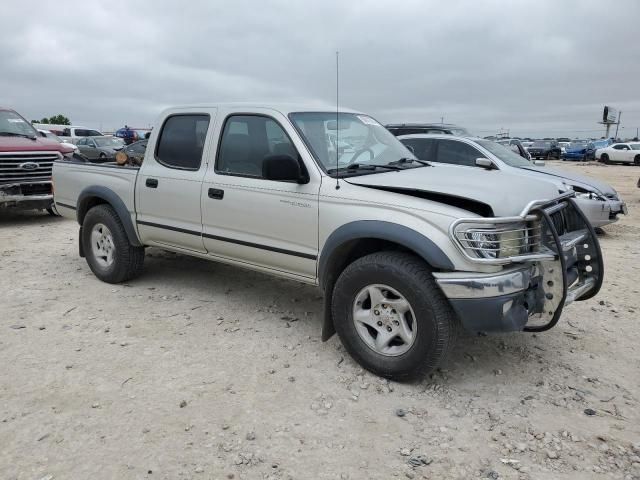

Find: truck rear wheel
82;204;144;283
331;251;456;380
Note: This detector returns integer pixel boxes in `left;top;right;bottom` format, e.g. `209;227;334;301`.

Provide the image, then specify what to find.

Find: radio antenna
335;50;340;190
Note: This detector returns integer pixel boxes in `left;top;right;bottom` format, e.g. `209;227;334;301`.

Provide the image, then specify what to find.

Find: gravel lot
1;161;639;480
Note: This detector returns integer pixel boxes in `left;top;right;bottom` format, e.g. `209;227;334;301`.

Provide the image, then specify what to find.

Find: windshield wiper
0;131;37;140
328;163;402;173
389;157;432;167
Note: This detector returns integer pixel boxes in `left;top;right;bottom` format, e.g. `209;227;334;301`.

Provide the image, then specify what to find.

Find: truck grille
0;151;60;184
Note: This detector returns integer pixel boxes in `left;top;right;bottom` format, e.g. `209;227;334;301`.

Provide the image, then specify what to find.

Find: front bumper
0;182;53;210
436;196;603;333
574;196;627;228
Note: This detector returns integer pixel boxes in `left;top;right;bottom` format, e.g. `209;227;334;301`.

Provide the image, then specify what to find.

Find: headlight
454;220;540;260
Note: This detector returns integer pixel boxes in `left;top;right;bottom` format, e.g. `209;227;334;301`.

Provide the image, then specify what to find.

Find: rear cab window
155;114;210;170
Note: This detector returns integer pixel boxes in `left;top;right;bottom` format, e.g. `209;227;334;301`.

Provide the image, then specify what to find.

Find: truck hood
517;166;615;195
0;136;74;154
344;164;560;217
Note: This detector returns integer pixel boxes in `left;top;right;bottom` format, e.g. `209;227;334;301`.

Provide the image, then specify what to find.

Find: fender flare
318;220;454;341
76;186;142;247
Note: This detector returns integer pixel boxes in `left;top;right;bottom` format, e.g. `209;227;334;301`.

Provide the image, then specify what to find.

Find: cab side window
436;139;484;167
155;114;210;170
216;115;299;178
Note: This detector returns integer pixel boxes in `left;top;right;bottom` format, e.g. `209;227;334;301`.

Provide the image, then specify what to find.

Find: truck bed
52;159;139;218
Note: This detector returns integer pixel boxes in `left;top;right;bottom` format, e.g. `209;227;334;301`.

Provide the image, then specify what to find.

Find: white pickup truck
52;104;604;379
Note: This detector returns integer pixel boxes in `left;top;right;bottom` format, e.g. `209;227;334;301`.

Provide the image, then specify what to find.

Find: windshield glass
95;137;125;147
476;139;533;167
532;141;551;148
568;141;587;149
43;131;63;143
289;112;415;174
0;110;38;136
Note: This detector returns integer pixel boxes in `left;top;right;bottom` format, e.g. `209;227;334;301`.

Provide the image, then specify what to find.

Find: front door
201;112;320;279
135;111;215;253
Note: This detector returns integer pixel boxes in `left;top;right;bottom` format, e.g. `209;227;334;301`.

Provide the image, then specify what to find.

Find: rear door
200;110;320;279
135;110;216;253
434;138;486;167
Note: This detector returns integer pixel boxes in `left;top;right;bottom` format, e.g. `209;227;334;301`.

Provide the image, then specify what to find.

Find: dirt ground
1;161;639;480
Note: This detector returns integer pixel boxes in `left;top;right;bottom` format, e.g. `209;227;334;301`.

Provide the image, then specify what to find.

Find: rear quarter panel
52;161;139;223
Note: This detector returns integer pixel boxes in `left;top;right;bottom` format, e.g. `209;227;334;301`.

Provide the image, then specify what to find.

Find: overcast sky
1;0;639;138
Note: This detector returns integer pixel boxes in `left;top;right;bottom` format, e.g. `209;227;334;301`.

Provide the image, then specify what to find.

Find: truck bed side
52;161;141;241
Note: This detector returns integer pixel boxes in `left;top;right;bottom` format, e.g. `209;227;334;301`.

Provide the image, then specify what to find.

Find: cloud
1;0;638;137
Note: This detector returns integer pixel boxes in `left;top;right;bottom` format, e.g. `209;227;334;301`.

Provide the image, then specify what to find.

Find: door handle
146;178;158;188
208;188;224;200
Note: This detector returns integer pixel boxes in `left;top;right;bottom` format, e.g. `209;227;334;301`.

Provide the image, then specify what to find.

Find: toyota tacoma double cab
1;107;74;213
52;105;603;379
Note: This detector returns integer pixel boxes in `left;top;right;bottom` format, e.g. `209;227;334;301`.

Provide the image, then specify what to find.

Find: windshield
532;141;551;148
289;112;415;174
476;139;534;167
448;127;470;136
568;141;587;149
0;110;38;137
43;131;63;143
95;137;125;147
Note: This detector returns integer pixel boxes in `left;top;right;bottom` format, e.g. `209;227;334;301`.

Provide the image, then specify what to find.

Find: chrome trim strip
434;266;532;299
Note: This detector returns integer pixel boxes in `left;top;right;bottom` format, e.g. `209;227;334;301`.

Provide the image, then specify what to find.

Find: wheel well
77;196;108;225
321;238;435;291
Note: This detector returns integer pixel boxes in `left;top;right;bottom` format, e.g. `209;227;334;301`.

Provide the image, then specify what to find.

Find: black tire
601;153;610;164
99;153;106;159
331;251;457;380
82;204;144;283
634;155;640;166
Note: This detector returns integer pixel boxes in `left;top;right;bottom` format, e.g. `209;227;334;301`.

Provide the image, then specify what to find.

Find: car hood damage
518;166;616;196
345;164;560;217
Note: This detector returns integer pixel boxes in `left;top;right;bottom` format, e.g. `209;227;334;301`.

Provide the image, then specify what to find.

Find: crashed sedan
399;134;627;228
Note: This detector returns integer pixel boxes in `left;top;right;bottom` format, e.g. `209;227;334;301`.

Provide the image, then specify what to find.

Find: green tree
40;117;50;124
48;114;71;125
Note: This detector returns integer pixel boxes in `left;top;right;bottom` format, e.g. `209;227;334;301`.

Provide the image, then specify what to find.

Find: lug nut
386;326;392;332
374;310;380;315
393;320;399;326
377;321;383;327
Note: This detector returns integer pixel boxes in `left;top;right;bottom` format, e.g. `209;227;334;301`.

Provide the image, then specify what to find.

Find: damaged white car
399;134;628;228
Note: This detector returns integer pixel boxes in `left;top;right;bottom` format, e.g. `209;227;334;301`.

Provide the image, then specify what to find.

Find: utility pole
614;111;622;140
440;116;444;125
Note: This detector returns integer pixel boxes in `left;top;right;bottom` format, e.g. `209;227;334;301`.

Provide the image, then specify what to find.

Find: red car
1;107;75;214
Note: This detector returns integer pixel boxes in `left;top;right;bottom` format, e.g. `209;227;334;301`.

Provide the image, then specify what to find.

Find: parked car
528;140;562;160
563;140;596;161
38;129;78;153
76;136;125;161
398;134;627;228
385;123;470;136
116;139;147;166
53;104;603;379
1;107;74;214
61;126;104;144
595;143;640;165
557;141;571;156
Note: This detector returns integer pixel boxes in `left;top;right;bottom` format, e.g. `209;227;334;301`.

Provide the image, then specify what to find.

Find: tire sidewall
82;206;127;282
332;258;443;377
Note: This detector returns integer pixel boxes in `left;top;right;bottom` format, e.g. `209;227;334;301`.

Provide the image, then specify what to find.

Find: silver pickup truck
52;104;604;379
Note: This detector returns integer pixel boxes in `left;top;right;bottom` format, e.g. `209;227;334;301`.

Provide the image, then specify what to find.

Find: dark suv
528;140;562;160
385;123;470;137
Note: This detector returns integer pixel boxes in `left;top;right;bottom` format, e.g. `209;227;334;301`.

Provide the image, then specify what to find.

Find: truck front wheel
331;251;456;380
82;204;144;283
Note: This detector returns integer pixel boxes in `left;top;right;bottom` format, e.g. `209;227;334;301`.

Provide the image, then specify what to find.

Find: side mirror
475;158;495;169
262;155;308;184
533;160;545;166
